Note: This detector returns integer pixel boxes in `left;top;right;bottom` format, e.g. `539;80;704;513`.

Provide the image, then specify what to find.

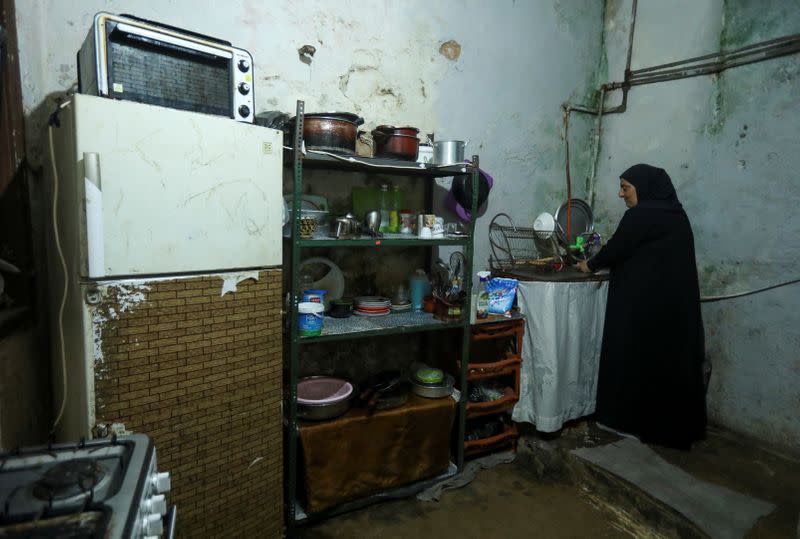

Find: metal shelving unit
285;100;479;530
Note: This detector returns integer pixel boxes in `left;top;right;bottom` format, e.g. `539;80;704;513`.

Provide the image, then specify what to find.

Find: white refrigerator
49;94;286;535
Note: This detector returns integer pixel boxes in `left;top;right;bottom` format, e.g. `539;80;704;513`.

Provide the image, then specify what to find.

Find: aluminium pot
433;140;466;165
372;129;420;161
286;112;365;155
410;373;455;399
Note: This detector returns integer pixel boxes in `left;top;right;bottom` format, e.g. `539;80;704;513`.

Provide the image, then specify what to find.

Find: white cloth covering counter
511;278;609;432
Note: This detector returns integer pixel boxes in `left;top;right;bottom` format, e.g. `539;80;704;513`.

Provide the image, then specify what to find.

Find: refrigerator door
67;94;282;277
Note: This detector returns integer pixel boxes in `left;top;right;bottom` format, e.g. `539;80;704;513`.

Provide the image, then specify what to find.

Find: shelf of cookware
294;233;470;248
284;99;480;529
283;147;474;178
298;311;465;344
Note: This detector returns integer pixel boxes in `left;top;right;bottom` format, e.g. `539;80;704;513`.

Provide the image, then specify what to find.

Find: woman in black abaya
577;164;706;449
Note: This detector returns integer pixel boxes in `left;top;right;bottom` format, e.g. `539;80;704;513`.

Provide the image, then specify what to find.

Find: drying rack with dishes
283;100;480;528
488;199;601;274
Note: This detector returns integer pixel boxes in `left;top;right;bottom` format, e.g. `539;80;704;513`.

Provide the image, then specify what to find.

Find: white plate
355;296;391;304
354;310;390;317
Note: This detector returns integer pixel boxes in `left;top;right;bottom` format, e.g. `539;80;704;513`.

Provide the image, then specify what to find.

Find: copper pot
286;112;364;155
372;128;420;161
374;125;420;137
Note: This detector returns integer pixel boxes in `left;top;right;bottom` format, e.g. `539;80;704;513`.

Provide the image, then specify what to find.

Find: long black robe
587;164;706;449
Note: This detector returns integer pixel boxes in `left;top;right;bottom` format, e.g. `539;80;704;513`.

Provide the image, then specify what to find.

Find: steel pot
433;140;466;165
286;112;365;155
410;373;455;398
329;214;361;239
372;130;419;161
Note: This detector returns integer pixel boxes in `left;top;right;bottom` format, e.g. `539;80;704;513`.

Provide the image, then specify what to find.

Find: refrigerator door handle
83;152;105;278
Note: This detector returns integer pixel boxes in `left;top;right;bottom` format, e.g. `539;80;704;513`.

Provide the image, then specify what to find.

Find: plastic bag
485;277;518;314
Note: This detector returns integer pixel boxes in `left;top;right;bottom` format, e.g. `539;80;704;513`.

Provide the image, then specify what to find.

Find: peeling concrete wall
15;0;603;278
595;0;800;450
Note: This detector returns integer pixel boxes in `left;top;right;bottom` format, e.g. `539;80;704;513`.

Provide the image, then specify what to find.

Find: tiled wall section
93;270;283;538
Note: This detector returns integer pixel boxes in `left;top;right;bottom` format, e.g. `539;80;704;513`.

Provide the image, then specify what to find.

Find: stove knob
146;494;168;515
238;104;251;118
237;58;250;72
152;472;171;493
238;82;251;95
142;513;163;536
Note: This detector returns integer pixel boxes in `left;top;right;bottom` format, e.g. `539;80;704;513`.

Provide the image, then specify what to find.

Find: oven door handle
115;22;233;59
164;505;177;539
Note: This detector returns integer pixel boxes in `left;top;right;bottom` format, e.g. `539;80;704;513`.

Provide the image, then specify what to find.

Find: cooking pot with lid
286;112;365;155
372;125;420;161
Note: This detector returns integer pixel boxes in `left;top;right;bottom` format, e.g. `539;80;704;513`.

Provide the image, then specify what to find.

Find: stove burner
32;459;107;501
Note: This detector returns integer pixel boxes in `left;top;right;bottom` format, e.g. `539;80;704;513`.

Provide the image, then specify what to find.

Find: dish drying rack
488;213;565;272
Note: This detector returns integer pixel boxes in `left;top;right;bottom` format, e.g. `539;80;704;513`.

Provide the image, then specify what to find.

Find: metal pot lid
371;131;420;139
299;112;365;125
554;198;594;246
374;125;420;133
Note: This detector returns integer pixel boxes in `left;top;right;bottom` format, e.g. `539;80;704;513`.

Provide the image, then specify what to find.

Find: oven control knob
152;472;171;493
142;513;163;536
238;104;251;118
238;82;251;95
238;58;250;72
146;494;168;515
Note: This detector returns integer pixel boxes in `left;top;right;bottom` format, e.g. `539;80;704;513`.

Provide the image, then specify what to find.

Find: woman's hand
576;260;591;273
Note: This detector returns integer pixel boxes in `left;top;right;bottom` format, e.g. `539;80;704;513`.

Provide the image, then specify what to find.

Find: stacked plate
354;296;391;316
390;300;412;313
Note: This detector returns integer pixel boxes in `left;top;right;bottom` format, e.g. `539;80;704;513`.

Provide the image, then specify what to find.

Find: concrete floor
298;422;800;538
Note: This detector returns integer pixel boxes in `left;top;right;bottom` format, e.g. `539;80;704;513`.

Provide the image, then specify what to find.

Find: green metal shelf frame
283;149;472;177
284;99;479;530
294;236;471;248
299;321;464;344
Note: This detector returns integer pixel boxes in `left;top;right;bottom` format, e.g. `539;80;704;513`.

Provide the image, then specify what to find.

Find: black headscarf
621;163;683;210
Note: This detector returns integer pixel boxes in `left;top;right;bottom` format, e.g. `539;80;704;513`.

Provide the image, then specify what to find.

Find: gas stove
0;434;174;538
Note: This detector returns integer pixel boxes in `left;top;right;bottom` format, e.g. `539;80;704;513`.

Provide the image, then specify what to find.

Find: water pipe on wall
562;0;800;211
561;0;800;301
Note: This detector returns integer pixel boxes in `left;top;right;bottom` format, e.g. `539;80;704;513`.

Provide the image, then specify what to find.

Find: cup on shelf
419;226;432;239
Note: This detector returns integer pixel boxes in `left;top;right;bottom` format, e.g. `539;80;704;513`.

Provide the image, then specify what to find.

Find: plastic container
298;302;325;336
400;210;415;234
476;271;490;319
302;289;327;304
409;270;431;311
389;185;402;233
379;184;390;233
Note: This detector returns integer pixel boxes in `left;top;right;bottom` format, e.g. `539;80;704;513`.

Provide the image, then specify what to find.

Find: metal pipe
626;41;800;87
630;33;800;75
587;86;606;209
629;38;800;82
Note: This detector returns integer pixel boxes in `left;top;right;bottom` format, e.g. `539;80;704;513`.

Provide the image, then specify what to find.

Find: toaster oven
77;12;254;122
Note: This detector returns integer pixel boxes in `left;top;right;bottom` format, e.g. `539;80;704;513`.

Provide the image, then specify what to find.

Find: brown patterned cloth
299;393;456;513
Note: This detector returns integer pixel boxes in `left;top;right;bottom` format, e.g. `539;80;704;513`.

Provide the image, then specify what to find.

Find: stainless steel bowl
411;373;454;398
298;397;352;420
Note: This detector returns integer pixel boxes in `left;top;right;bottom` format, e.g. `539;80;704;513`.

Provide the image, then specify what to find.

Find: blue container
298;302;325;336
409;272;431;311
